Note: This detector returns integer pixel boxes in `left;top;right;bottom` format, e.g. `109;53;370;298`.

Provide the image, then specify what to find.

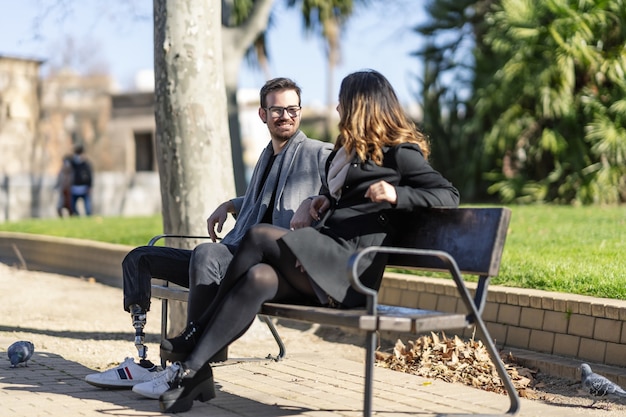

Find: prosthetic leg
83;304;158;388
130;304;148;360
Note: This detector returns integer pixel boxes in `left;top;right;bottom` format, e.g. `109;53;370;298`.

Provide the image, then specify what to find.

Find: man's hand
206;200;235;241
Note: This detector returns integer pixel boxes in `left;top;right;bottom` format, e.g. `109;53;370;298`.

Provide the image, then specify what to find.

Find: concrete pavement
0;262;623;417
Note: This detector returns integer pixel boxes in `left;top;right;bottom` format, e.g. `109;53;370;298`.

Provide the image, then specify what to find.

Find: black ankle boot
159;363;215;413
160;322;200;362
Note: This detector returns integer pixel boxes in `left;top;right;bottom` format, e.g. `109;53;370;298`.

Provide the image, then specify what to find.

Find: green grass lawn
496;205;626;300
0;205;624;300
0;215;163;246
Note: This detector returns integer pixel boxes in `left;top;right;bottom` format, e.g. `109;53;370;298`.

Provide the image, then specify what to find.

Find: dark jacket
282;143;460;307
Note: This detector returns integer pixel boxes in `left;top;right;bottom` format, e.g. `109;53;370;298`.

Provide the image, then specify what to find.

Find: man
69;144;93;216
85;78;331;390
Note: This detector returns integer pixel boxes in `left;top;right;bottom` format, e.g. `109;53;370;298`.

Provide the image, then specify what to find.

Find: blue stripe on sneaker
117;367;129;380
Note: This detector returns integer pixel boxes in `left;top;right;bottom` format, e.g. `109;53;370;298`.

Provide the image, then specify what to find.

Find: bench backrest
388;207;511;277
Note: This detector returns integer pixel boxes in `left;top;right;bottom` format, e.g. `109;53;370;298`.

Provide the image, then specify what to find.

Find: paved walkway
0;262;619;417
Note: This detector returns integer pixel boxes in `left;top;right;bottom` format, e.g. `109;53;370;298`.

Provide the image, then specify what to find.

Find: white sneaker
132;362;181;399
85;358;159;389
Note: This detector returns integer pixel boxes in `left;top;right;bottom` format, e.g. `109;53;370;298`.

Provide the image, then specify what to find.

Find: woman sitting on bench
156;69;460;413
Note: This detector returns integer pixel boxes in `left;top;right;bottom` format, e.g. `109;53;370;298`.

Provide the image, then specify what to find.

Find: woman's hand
309;195;330;221
365;180;397;204
290;198;314;230
295;259;305;273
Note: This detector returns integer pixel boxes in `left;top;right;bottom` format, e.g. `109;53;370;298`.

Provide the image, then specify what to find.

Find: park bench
150;207;520;416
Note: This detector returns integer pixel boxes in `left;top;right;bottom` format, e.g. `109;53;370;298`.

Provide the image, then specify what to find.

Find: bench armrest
347;246;476;321
147;234;216;246
347;243;520;416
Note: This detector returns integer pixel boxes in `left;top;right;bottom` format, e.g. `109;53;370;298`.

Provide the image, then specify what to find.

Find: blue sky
0;0;426;107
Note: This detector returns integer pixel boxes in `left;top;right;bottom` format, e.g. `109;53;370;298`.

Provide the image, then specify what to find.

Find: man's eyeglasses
266;106;301;118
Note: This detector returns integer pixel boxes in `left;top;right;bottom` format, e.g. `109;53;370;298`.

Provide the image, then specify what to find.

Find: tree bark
153;0;235;335
153;0;235;240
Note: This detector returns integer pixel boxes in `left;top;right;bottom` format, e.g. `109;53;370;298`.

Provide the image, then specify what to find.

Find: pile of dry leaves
375;331;539;399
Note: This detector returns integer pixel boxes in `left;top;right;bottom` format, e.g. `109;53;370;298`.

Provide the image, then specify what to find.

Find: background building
0;55;331;221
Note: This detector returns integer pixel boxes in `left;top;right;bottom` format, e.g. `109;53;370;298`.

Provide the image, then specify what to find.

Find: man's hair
73;144;84;155
260;78;301;108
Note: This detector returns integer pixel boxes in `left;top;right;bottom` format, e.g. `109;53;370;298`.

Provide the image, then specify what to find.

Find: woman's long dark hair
335;69;429;164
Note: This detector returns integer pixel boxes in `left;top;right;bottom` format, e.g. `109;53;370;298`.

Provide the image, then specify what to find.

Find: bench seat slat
261;303;365;329
260;302;469;333
152;285;188;302
152;286;469;331
409;314;469;332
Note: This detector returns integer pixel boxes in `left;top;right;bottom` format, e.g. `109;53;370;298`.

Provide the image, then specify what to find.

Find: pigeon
580;363;626;403
7;341;34;368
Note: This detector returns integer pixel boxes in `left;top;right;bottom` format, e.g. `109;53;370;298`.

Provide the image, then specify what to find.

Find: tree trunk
223;59;246;196
221;0;276;195
153;0;235;240
324;17;340;142
153;0;235;335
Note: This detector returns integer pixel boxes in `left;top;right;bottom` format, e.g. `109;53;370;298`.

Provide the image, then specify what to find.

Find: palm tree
415;0;494;201
290;0;357;142
478;0;626;204
418;0;626;205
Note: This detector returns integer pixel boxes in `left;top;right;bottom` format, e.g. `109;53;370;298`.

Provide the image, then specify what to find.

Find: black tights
184;224;319;371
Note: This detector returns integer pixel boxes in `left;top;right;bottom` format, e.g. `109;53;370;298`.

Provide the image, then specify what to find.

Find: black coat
281;143;460;308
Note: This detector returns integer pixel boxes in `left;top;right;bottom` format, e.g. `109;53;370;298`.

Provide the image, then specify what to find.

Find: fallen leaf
377;332;539;396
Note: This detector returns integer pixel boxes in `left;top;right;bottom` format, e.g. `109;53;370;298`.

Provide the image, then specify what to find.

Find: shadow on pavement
0;325;161;344
2;350;316;416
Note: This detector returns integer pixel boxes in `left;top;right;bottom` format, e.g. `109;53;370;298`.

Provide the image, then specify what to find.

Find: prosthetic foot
130;304;148;360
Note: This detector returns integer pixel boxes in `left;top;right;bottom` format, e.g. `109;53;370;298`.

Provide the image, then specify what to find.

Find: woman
55;155;74;217
157;70;460;413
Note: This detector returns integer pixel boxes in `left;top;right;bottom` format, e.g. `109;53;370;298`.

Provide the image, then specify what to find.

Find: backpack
71;159;93;186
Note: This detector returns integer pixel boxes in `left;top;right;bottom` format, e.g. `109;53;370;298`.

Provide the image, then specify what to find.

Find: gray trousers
122;242;234;321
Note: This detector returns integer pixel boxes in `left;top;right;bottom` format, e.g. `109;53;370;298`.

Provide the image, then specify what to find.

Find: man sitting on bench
85;77;331;390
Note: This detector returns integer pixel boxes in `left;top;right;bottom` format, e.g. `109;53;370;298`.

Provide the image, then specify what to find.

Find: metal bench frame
150;207;520;416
